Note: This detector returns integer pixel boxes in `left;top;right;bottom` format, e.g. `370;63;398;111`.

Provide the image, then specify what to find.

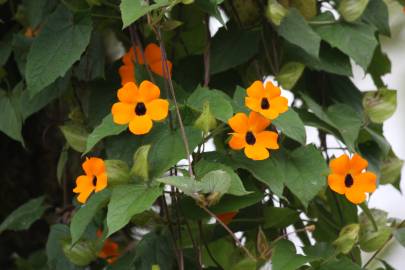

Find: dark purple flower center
345;174;354;188
245;131;256;145
135;102;147;116
261;98;270;110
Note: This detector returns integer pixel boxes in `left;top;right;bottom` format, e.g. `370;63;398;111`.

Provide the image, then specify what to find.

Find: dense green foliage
0;0;404;269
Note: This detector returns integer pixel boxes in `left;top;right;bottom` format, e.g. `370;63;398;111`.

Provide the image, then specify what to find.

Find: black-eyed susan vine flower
111;81;169;135
73;157;107;204
245;80;288;120
328;153;377;204
228;111;279;160
97;230;120;264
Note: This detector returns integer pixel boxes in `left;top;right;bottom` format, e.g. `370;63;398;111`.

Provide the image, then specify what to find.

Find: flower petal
128;115;153;135
144;43;162;64
248;111;271;133
139;80;161;102
265;81;281;99
246;81;264;98
353;172;377;193
327;174;346;195
146;99;169;121
149;60;172;78
244;144;269;160
118;64;135;86
82;157;106;176
228;133;246;150
73;175;93;193
255;131;279;149
76;188;94;204
345;188;366;204
228;113;249;133
350;153;368;174
117;82;139;103
95;172;108;192
259;108;279;120
111;102;135;124
329;154;350;175
122;47;135;65
245;97;261;112
270;96;288;114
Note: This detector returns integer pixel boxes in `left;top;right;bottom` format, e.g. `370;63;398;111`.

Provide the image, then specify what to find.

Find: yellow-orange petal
245;97;261;112
345;188;366;204
111;102;135;125
270;96;288;114
128;115;153;135
77;188;94;204
353;172;377;193
256;131;279;149
329;154;350;175
139;80;161;102
244;144;269;160
146;99;169;121
73;175;94;193
265;81;281;99
228;133;246;150
248;111;271;133
117;82;139;104
95;172;108;192
149;60;172;78
246;81;264;98
82;157;106;177
228;113;249;133
327;174;346;195
144;43;162;64
259;108;279;120
119;64;135;86
350;153;368;174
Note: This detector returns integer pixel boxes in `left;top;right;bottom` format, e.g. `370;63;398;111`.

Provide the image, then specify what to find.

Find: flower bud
333;223;360;254
130;145;151;182
62;240;98;266
266;0;288;26
338;0;369;22
194;102;217;134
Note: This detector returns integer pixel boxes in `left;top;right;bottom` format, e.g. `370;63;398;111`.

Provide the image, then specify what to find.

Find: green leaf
0;196;47;234
210;28;260;74
272;240;316;270
363;89;397;124
148;127;202;179
0;89;24;144
275;62;305;90
60;122;89;153
338;0;369;22
333;224;360;254
194;0;225;26
70;190;110;245
362;0;390;36
278;9;321;58
26;5;92;96
266;0;288;26
326;104;363;151
62;239;97;266
380;151;403;185
319;257;362;270
195;159;250;196
131;145;151;181
133;231;174;270
106;184;161;236
105;159;132;186
291;0;317;20
315;22;378;70
368;45;391;88
120;0;169;29
394;227;405;247
0;37;12;66
232;145;328;206
273;108;306;145
263;206;300;229
46;224;78;270
84;114;127;154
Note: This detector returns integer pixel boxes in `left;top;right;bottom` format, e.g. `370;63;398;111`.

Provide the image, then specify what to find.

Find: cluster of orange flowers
72;42;377;248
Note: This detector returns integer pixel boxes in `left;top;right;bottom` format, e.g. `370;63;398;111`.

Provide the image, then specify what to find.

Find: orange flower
118;44;172;85
328;153;377;204
228;111;279;160
111;81;169;135
245;81;288;120
217;211;238;225
97;230;120;264
73;157;107;203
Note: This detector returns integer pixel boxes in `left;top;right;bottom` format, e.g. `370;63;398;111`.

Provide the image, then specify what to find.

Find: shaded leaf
272;240;316;270
120;0;169;28
273;108;306;145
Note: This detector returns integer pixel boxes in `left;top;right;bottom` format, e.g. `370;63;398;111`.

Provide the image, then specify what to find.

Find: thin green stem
360;203;378;232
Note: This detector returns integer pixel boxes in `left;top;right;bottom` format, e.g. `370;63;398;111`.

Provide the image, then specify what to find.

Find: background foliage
0;0;405;269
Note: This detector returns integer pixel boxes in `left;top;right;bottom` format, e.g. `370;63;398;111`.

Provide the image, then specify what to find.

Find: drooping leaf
70;190;111;245
362;0;390;36
46;224;78;270
273;109;306;145
315;22;377;70
319;257;362;270
363;89;397;124
275;62;305;90
26;5;92;96
106;184;161;236
272;240;316;270
0;89;24;144
210;28;260;74
263;206;300;229
278;9;321;58
338;0;369;22
84;114;127;154
120;0;169;29
0;196;47;234
60;122;89;153
333;224;360;254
